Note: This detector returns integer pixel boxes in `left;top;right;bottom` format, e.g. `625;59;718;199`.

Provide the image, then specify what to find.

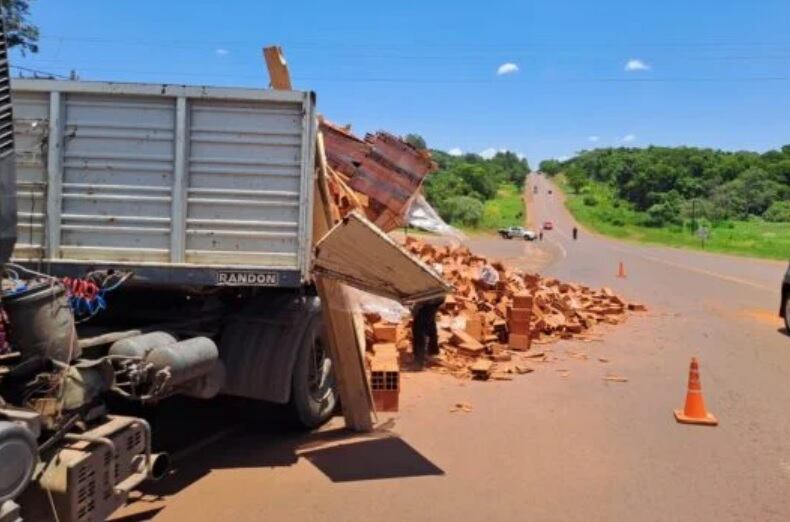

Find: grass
556;175;790;261
475;183;525;231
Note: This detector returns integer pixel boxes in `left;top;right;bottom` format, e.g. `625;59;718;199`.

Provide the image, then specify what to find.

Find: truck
497;226;536;240
0;70;349;520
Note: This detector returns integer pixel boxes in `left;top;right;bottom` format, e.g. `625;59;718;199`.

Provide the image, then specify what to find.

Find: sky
10;0;790;165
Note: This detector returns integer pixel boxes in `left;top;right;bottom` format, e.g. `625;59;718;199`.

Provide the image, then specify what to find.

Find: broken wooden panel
315;276;374;432
319;120;437;231
313;212;451;304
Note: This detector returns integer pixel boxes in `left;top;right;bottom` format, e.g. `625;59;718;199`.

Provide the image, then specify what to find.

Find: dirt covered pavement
113;175;790;522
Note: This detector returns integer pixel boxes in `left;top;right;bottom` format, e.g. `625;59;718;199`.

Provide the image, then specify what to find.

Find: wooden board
262;46;293;90
315;276;374;432
313;212;450;304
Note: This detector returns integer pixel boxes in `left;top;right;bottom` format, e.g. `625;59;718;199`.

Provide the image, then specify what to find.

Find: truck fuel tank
146;337;219;388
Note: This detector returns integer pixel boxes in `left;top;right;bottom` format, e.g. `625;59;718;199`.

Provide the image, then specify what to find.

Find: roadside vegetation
422;147;529;229
540;146;790;260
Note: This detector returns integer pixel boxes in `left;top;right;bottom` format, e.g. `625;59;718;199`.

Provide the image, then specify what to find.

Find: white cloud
624;59;650;71
588;135;600;142
516;152;525;160
622;134;636;142
215;48;229;56
558;155;570;162
496;63;519;76
448;147;464;156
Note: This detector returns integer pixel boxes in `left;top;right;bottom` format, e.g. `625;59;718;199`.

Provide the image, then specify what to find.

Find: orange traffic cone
674;357;717;426
617;261;627;278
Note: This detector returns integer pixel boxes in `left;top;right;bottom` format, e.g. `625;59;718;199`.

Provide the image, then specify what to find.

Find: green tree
424;147;530;228
769;159;790;185
1;0;39;54
489;151;530;184
542;145;790;223
723;167;782;216
763;201;790;222
646;190;683;227
438;196;484;226
452;163;497;200
565;166;587;194
539;159;562;175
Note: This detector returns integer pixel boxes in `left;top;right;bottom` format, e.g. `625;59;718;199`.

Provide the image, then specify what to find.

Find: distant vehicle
498;226;536;240
533;186;538;194
548;189;553;195
781;263;790;334
543;221;554;230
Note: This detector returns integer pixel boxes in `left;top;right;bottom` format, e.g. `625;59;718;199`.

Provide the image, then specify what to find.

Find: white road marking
547;235;567;259
607;244;775;292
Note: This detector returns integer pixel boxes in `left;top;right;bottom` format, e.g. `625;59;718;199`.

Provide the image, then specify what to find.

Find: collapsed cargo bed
10;79;317;287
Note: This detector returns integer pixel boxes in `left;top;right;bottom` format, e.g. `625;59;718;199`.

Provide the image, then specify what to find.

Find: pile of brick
364;237;646;381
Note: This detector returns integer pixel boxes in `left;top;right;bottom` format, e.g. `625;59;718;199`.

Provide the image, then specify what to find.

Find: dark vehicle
781;263;790;334
543;221;554;230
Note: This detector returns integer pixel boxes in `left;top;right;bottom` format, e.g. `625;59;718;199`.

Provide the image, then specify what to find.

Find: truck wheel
290;314;337;428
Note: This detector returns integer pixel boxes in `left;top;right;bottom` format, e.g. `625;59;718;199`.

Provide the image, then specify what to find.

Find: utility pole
691;198;696;233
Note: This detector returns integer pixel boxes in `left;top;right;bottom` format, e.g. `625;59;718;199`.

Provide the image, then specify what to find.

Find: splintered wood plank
262;45;293;90
315;276;373;432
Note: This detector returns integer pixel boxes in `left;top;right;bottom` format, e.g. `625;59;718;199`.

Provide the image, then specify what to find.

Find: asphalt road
113;175;789;522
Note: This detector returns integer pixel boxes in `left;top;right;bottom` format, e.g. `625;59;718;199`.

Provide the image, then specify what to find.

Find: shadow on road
113;395;442;517
302;437;444;482
110;508;164;522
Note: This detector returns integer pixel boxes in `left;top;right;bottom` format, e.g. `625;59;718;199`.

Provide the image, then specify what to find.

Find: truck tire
290;313;337;428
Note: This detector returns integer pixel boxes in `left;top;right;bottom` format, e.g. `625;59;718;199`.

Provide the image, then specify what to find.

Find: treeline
539;146;790;226
423;150;530;227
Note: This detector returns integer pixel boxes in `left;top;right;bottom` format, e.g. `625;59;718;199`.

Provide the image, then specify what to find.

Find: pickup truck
498;226;536;240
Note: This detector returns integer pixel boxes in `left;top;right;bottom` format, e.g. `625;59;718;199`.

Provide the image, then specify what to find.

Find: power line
10;65;70;79
9;63;790;85
35;33;790;52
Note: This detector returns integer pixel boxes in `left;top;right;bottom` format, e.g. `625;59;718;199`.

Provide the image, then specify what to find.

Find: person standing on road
411;297;444;368
572;227;578;240
539;231;544;241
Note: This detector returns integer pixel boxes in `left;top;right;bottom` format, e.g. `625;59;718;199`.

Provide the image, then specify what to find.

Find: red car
543;221;554;230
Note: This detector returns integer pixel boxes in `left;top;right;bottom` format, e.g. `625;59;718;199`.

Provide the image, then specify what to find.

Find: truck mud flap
219;293;320;403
